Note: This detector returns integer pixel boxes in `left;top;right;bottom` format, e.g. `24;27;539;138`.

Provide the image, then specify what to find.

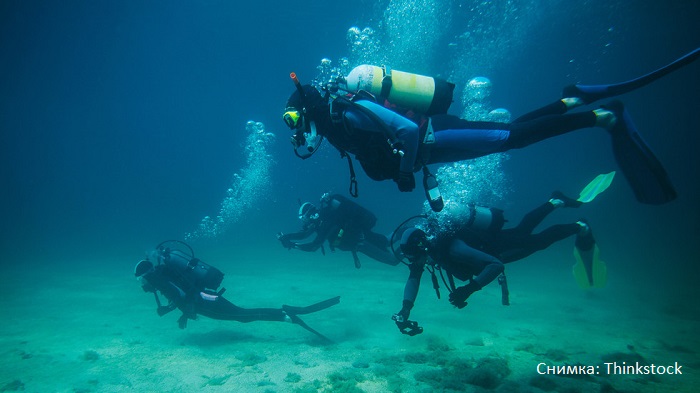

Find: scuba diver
390;173;613;336
277;193;399;268
283;48;700;207
134;240;340;341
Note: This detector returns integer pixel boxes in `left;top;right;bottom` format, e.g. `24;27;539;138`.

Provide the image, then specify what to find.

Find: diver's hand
397;171;415;192
277;233;294;249
395;299;413;321
392;299;421;335
448;286;471;309
392;314;423;336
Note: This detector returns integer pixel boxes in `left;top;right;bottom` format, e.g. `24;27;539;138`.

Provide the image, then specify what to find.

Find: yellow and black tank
343;65;455;116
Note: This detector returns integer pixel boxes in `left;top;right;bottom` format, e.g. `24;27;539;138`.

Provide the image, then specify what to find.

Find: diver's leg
523;223;582;258
508;201;556;235
196;293;288;323
512;98;584;123
357;243;400;266
427;115;510;164
498;223;582;263
357;232;400;266
501;111;598;150
428;110;605;163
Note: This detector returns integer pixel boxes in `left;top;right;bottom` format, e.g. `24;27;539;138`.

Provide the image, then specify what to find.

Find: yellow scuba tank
343;65;455;116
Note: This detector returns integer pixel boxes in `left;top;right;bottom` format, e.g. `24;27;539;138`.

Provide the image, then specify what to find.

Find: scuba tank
156;240;224;291
466;204;505;232
343;65;455;116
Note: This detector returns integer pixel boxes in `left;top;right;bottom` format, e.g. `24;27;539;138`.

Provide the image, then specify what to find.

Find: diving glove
448;281;481;309
392;314;423;336
392;299;422;335
277;233;294;249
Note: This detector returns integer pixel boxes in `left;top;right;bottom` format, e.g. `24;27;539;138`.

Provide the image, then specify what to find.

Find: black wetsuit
460;201;582;264
278;194;399;267
399;200;583;321
141;264;289;328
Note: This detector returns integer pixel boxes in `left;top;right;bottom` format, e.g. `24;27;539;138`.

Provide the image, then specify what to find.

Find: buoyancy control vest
155;241;224;291
328;94;403;182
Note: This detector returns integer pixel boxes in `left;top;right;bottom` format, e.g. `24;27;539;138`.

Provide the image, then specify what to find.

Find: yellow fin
573;244;607;289
577;171;616;203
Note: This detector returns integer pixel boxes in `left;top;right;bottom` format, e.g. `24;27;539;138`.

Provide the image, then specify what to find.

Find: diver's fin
604;100;676;204
287;314;333;343
577;171;616;203
563;47;700;104
283;296;340;316
282;296;340;343
572;231;607;289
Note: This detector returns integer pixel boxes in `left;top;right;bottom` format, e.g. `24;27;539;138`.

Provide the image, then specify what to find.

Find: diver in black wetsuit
391;192;597;336
277;193;399;268
134;241;339;340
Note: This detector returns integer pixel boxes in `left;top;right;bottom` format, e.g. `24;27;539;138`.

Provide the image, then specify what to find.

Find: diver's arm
293;235;325;252
353;100;420;174
401;261;425;316
392;261;425;336
158;282;196;328
156;294;177;316
448;239;504;288
279;227;316;242
291;223;336;252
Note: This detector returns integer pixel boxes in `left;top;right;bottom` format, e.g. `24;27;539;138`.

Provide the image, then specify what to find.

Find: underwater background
1;1;699;392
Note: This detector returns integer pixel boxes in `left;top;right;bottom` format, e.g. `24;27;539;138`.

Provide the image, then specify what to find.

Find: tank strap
380;72;392;102
422;119;436;144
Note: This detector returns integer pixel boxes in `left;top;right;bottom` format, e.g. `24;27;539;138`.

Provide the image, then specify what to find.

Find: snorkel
290;72;305;96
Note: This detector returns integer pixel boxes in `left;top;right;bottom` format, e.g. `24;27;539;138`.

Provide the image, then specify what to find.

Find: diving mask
134;259;155;289
283;109;302;130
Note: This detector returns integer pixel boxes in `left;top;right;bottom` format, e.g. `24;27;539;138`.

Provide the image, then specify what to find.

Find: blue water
1;1;699;391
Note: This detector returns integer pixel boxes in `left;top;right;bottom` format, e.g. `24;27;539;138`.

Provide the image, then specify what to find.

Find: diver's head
284;85;326;158
284;84;324;126
134;259;155;291
298;202;320;226
400;228;429;262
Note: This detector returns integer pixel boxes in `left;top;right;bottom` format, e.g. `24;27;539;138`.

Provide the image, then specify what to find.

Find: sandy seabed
1;246;697;393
